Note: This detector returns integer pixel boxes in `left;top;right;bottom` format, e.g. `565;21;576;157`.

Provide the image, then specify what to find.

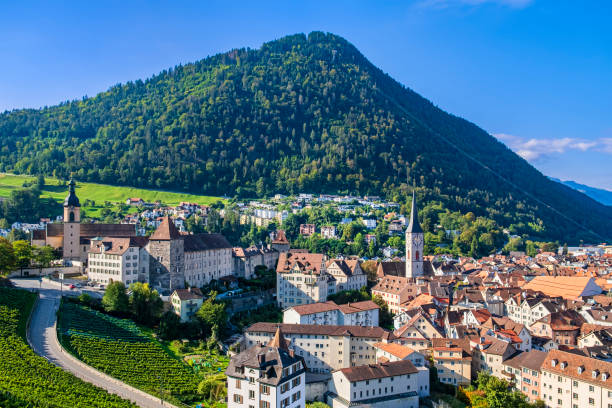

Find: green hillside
0;32;609;242
0;174;223;218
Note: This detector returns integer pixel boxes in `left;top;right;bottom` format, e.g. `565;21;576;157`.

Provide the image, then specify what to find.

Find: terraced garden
0;288;135;408
58;301;214;406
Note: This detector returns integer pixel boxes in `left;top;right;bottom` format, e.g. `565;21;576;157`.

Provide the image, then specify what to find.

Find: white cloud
494;133;612;161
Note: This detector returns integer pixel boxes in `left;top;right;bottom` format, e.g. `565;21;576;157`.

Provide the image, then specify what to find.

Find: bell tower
405;189;424;278
63;178;81;261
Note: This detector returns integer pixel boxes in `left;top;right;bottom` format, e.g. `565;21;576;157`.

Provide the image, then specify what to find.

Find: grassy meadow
0;173;224;219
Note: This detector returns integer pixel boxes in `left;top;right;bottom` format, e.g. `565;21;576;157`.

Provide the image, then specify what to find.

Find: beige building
541;349;612;408
326;259;367;292
470;335;516;380
170;287;204;322
244;323;394;374
431;338;472;386
276;251;333;308
87;236;149;286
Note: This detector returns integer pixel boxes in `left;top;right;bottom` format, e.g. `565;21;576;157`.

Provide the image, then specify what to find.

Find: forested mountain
0;32;609;243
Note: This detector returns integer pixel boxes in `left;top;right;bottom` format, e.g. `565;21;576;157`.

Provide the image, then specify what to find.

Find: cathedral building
31;179;136;263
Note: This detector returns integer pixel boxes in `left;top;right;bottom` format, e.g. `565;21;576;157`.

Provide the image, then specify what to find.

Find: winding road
12;278;173;408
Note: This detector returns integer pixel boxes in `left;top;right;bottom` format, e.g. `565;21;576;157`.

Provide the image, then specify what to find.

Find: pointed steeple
63;178;80;207
407;189;422;234
267;326;289;350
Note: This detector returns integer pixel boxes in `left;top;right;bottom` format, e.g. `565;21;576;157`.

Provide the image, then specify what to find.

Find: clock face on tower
412;234;423;247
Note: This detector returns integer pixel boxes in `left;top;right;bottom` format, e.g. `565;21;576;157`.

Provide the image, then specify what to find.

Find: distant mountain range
550;178;612;206
0;32;610;242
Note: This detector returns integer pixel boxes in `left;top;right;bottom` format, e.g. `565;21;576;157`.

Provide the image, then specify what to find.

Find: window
281;397;290;408
280;382;290;393
234;394;243;403
259;401;270;408
249;390;255;400
589;385;594;392
292;377;301;387
291;391;301;403
589;398;594;405
236;379;241;389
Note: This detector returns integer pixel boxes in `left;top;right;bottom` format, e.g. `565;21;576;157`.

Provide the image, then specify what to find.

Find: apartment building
244;323;393;374
431;338;472;386
276;251;332;308
372;276;415;314
227;328;306;408
327;360;425;408
470;335;517;380
506;296;561;327
87;236;149;286
541;349;612;408
502;350;547;403
283;300;379;327
326;259;367;292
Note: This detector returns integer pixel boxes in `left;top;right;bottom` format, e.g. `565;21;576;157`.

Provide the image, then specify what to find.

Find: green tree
129;282;163;325
196;292;227;336
0;237;17;276
372;294;394;329
34;245;56;268
102;281;130;313
12;240;33;272
158;310;182;340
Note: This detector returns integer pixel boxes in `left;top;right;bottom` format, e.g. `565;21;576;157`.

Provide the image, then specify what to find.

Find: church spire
407;188;422;234
63;178;80;207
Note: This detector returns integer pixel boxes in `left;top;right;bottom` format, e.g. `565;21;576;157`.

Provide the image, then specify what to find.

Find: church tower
405;190;424;278
63;178;81;261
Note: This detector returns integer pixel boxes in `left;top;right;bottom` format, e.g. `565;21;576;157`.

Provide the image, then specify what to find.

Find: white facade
227;358;305;408
184;247;233;287
282;301;379;327
327;361;424;408
88;242;149;286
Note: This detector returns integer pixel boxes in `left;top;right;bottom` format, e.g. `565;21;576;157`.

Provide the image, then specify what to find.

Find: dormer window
551;359;558;367
578;366;584;374
602;372;609;381
592;370;599;379
560;362;567;369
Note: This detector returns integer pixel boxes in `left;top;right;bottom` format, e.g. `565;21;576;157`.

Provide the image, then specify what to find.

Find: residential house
283;300;379;327
170;287;204;322
373;342;426;367
226;328;306;408
87;236;149;286
431;338;472;386
502;349;547;403
326;259;367;292
299;224;316;237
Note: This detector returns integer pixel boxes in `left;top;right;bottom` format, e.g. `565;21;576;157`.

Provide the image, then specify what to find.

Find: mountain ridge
0;31;609;243
550;178;612;207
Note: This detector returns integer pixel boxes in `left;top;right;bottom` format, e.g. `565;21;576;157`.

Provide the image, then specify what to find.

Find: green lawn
0;173;225;218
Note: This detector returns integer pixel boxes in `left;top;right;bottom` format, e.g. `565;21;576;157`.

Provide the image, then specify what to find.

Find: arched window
69;211;75;222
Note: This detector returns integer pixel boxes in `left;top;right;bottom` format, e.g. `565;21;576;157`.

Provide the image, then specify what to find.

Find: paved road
12;278;172;408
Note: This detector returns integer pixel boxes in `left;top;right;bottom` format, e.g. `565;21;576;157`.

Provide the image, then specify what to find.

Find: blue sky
1;0;610;189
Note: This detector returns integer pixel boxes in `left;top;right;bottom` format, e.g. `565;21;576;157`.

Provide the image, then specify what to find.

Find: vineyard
58;301;212;405
0;288;136;408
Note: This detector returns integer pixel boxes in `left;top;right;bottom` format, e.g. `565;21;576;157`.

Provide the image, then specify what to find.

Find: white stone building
227;328;306;408
326;360;426;408
326;259;367;292
276;251;333;308
87;236;149;286
541;349;612;408
283;300;379;327
244;323;393;374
